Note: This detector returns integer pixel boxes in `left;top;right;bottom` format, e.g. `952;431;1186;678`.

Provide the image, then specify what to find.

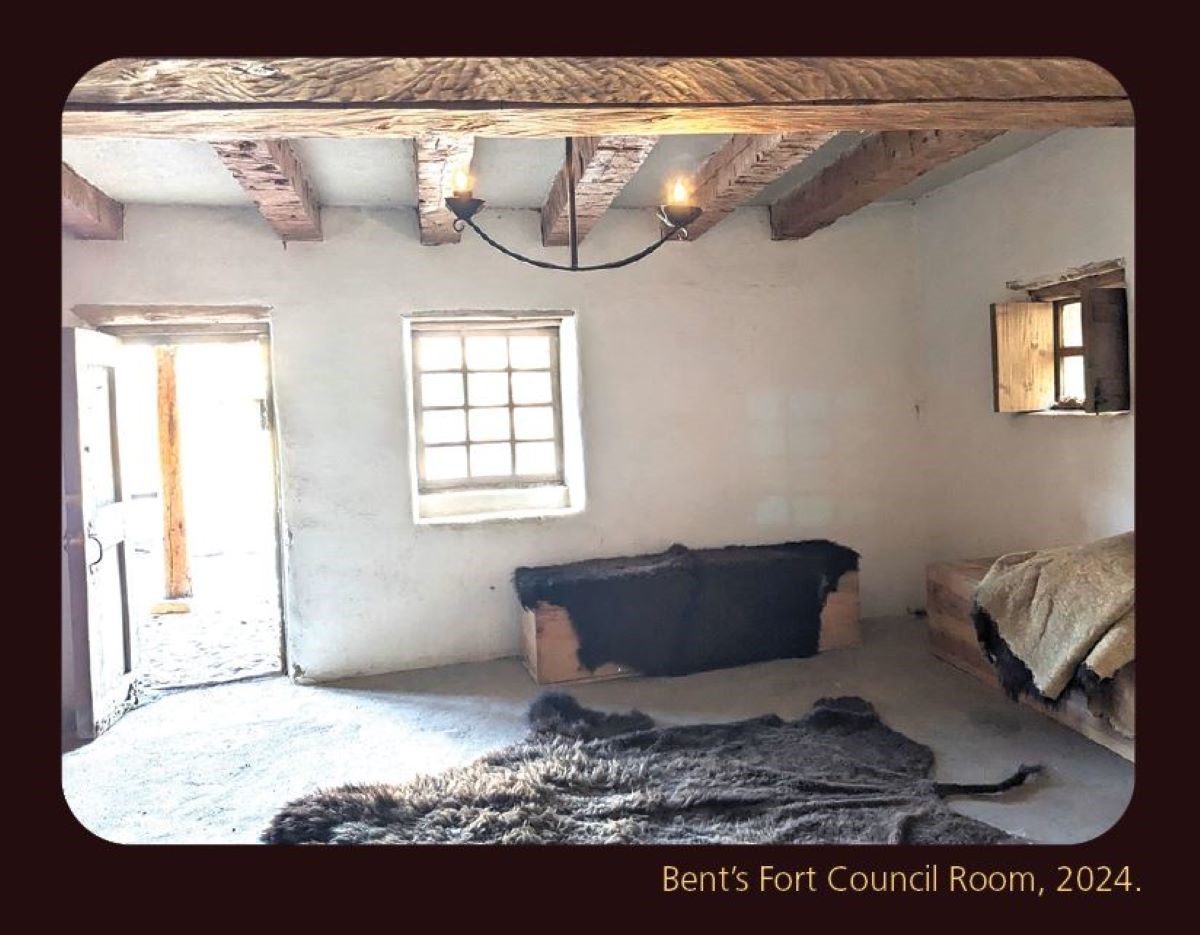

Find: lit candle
669;177;690;206
453;168;473;198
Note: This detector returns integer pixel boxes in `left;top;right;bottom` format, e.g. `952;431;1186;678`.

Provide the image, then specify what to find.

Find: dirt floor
138;599;281;689
61;616;1134;845
129;538;282;689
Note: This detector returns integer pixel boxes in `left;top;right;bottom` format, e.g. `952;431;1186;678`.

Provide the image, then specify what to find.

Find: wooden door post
156;347;191;598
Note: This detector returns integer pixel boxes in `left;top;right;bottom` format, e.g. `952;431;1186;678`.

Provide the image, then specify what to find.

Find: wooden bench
522;572;861;685
926;559;1134;761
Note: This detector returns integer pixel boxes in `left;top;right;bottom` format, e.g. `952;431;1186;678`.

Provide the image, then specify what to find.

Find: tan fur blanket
974;532;1135;701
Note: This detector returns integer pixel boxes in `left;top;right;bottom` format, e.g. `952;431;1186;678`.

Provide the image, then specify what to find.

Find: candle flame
670;177;689;205
453;168;471;193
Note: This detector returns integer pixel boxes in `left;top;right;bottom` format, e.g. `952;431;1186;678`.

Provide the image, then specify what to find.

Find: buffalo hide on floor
263;694;1037;845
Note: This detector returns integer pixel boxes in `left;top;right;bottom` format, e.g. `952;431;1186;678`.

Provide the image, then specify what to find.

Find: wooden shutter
990;302;1055;412
1082;286;1131;412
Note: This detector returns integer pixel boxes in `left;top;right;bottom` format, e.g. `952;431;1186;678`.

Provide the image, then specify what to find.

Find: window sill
1020;409;1131;417
414;483;582;526
415;504;583;527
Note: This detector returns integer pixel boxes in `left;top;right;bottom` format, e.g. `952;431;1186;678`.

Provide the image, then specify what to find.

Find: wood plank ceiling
61;57;1132;245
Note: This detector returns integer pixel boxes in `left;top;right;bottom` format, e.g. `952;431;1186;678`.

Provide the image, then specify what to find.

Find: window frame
995;259;1130;416
408;316;568;496
1052;296;1087;409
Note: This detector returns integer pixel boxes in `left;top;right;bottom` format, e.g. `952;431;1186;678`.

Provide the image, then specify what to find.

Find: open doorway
117;334;285;690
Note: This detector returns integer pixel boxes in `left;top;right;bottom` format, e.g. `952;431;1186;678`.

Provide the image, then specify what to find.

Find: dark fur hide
527;691;654;738
972;602;1111;708
262;694;1035;845
513;540;859;676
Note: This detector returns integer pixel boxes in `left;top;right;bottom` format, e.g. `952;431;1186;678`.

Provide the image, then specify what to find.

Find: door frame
64;308;288;736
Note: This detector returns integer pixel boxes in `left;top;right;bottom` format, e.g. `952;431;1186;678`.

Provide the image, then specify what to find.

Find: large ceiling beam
61;164;123;239
770;130;1006;240
212;140;321;241
674;133;838;240
541;137;658;247
415;134;474;246
62;57;1131;139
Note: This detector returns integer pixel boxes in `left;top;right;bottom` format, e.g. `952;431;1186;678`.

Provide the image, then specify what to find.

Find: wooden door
62;328;138;738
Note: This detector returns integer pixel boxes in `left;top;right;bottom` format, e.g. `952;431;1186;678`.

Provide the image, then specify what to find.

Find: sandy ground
138;601;281;689
60;617;1134;845
129;543;282;689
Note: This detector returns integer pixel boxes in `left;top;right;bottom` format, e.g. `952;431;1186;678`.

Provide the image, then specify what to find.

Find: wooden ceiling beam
415;134;474;245
212;140;321;241
769;130;1006;240
541;137;658;247
61;163;123;239
62;57;1132;139
674;132;838;240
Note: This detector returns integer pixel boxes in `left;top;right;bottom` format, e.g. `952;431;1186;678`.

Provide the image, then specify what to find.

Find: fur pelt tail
527;692;654;739
934;764;1042;797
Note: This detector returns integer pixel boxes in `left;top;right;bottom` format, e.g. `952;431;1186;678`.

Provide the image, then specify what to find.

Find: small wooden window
410;320;565;493
992;263;1130;414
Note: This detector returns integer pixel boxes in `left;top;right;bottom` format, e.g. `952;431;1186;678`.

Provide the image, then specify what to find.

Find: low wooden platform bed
927;557;1134;761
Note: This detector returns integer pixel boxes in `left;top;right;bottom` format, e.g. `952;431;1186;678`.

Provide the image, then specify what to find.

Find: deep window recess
405;314;582;522
990;261;1130;415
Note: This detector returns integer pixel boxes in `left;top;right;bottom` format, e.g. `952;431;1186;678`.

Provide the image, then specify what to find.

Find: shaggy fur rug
262;694;1038;845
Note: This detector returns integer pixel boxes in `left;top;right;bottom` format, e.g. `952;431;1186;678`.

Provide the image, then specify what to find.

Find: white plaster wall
62;203;926;679
913;129;1134;561
59;129;1134;682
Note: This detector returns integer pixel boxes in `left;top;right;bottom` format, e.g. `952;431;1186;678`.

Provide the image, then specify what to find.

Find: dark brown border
31;22;1187;920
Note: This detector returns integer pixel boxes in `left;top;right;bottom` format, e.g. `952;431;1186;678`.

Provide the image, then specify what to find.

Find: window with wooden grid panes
412;324;563;492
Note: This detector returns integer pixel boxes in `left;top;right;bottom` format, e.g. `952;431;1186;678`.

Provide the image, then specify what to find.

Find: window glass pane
422;409;466;445
1061;355;1086;401
465;335;508;370
421;372;464;407
515;441;557;476
470;442;513;477
425;445;468;480
1061;302;1083;347
468;371;508;406
509;335;551;369
513;406;555;440
511;370;553;404
469;407;510;442
418;335;462;371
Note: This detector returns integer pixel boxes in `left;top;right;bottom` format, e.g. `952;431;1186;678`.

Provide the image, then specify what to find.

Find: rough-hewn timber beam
212;140;321;241
673;133;838;240
61;163;123;239
541;137;657;246
415;134;474;245
62;57;1132;139
770;130;1006;240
